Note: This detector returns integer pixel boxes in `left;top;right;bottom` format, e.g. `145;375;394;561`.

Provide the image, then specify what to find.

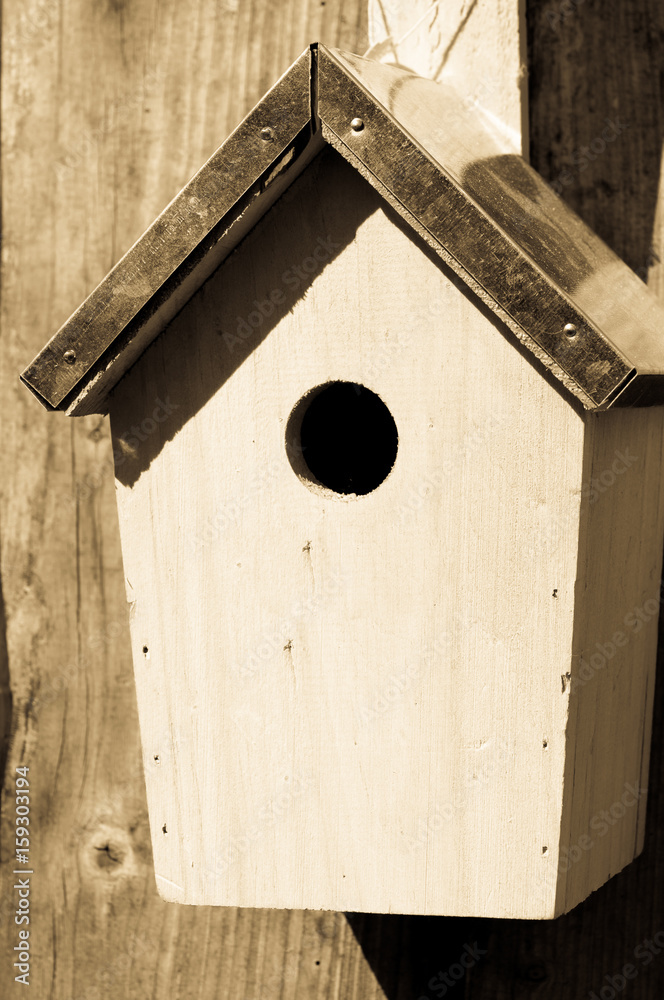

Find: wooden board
109;147;575;917
0;3;382;999
461;1;664;992
560;405;664;912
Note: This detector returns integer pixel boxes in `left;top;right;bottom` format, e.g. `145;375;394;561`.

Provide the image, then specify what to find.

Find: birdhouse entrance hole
286;381;398;496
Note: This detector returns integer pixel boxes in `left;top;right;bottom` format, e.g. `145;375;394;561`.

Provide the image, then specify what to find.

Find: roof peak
21;44;664;413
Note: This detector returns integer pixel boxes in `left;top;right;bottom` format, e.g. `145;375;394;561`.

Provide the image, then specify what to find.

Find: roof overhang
21;44;664;413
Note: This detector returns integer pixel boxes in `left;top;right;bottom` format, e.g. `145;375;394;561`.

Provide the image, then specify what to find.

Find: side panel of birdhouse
107;147;659;918
556;406;664;915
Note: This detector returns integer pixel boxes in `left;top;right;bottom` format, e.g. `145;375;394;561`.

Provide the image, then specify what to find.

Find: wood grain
0;3;382;999
350;0;664;990
366;0;528;155
459;2;664;994
3;0;664;996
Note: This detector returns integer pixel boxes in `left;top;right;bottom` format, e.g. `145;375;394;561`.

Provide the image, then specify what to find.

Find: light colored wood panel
109;147;587;917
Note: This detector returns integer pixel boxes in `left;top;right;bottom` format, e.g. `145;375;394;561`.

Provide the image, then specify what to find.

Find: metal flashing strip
63;126;324;416
316;47;633;407
21;42;664;413
21;48;313;410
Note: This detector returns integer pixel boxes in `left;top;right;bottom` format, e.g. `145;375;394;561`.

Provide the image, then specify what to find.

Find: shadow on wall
345;914;492;1000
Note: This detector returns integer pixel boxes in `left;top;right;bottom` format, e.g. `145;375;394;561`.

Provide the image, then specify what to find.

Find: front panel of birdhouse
107;147;664;918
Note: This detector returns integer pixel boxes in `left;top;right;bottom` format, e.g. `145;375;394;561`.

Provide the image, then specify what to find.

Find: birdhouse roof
21;44;664;413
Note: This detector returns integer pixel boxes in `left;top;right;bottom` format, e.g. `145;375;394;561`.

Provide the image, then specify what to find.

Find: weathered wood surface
459;1;664;995
0;3;380;998
2;0;664;997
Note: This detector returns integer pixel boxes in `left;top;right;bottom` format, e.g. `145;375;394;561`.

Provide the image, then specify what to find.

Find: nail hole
153;755;160;764
542;846;548;855
162;824;168;835
142;645;150;658
543;740;548;749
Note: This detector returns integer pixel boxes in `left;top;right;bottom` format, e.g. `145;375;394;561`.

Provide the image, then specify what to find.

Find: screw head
350;117;365;133
563;323;577;339
63;350;77;364
260;126;275;142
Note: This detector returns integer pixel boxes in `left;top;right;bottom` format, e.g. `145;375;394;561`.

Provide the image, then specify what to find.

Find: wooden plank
366;0;528;155
4;0;664;996
466;0;664;994
556;405;664;913
0;3;380;999
343;1;664;990
344;0;664;992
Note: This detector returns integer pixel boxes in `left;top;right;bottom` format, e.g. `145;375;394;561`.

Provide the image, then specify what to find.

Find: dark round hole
286;381;398;495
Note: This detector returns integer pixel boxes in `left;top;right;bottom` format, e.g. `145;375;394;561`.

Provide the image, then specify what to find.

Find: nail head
350;117;365;133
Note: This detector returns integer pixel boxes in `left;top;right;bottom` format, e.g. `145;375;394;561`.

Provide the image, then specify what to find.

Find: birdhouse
22;44;664;919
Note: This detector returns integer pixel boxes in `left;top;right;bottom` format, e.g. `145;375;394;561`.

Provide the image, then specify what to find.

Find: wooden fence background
1;1;664;996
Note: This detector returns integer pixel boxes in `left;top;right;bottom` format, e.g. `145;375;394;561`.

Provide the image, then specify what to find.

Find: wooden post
0;5;380;999
366;0;528;156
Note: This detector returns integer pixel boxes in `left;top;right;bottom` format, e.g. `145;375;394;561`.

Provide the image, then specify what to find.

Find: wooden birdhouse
22;45;664;919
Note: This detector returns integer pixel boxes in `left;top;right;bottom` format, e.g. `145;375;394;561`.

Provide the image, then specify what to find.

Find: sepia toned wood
462;0;664;995
0;2;384;999
366;0;528;155
4;0;664;996
108;146;574;917
558;405;664;913
97;0;664;923
348;2;664;994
